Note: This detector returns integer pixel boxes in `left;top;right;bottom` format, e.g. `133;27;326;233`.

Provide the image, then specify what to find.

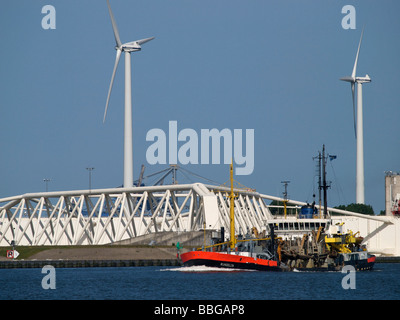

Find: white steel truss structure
0;183;274;246
2;182;398;256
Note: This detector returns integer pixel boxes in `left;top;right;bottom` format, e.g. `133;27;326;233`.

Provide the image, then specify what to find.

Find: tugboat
281;145;376;272
180;163;288;272
276;145;376;272
279;222;376;272
320;223;376;271
325;231;376;271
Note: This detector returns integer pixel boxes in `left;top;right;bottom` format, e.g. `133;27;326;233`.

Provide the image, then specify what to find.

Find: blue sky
1;0;399;214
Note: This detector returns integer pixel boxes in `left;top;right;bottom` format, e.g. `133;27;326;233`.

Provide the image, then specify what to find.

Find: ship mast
320;145;332;218
229;162;236;250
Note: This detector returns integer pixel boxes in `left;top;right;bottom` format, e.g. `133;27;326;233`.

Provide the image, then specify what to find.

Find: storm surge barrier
0;183;273;246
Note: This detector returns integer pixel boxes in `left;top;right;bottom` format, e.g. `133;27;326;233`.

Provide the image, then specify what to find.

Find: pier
0;259;180;269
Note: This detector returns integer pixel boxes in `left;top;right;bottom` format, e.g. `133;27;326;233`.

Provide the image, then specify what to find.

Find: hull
180;251;376;272
296;254;376;272
180;251;284;272
344;254;376;271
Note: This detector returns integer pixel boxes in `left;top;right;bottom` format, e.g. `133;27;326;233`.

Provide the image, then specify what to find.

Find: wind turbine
340;28;371;204
103;0;154;188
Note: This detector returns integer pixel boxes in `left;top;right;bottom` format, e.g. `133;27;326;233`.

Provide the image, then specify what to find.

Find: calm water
0;263;399;300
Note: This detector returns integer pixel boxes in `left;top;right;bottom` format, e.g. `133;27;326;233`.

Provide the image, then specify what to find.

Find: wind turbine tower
103;0;154;188
340;29;371;204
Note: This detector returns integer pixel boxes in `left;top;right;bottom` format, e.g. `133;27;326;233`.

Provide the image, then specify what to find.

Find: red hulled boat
179;163;287;272
180;249;284;271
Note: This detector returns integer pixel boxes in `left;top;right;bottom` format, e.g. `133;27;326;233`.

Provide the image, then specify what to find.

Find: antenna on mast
320;145;332;218
281;181;290;218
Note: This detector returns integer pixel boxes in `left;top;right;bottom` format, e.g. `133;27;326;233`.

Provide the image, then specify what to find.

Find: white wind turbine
103;0;154;188
340;28;371;204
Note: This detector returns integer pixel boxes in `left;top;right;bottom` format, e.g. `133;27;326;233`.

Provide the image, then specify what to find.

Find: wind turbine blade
351;27;364;79
107;0;122;48
136;37;155;45
351;83;357;138
104;49;122;123
340;76;355;83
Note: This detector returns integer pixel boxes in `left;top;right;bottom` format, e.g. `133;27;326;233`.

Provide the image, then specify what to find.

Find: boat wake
292;268;340;273
160;265;256;273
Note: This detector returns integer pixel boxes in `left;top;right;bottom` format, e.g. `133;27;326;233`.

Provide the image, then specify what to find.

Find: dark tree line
269;200;385;216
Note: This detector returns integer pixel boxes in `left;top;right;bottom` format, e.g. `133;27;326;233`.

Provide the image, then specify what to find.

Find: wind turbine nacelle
121;42;142;52
118;37;155;53
356;74;371;83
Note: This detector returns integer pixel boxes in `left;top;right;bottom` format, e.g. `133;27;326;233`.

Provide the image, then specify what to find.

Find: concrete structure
385;172;400;216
